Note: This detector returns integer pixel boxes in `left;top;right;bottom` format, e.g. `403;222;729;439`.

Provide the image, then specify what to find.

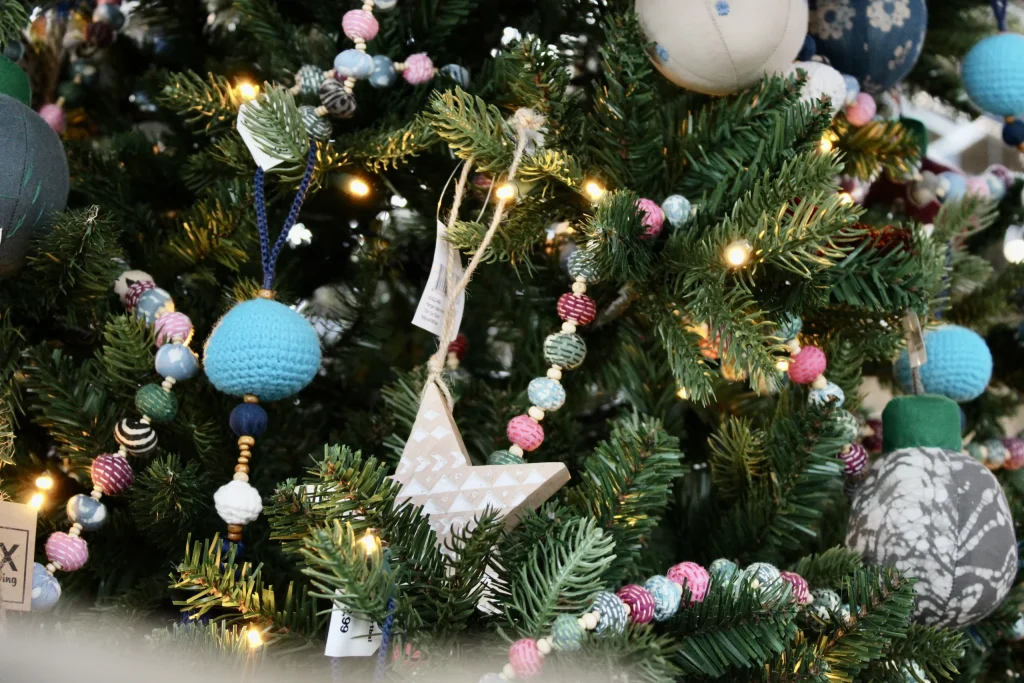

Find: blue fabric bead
219;537;246;561
374;0;398;9
777;314;802;341
334;49;374;79
439;64;470;88
644;575;682;621
369;55;397;88
31;562;61;611
709;558;739;582
810;588;840;620
1003;120;1024;147
550;613;584;651
940;171;967;203
66;493;107;531
527;377;566;411
895;325;992;403
134;288;174;324
203;298;321;401
962;33;1024;117
809;381;845;408
984;439;1007;469
843;74;860;105
230;402;268;437
661;194;691;228
590;591;627;636
797;34;816;61
155;342;198;381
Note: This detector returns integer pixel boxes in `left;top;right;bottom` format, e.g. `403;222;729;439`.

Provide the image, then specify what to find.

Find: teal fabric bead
375;0;397;9
835;410;860;443
661;194;691;228
488;449;524;465
567;249;600;283
369;55;397;88
543;332;586;370
550;613;584;651
777;314;802;341
895;325;992;403
709;558;739;582
984;439;1007;469
527;377;565;411
439;63;469;88
134;287;174;324
590;591;627;636
809;381;845;407
966;442;986;463
66;494;107;531
334;49;374;78
296;64;326;97
299;105;332;141
203;298;321;402
644;575;682;621
155;342;198;381
136;383;178;422
810;588;841;620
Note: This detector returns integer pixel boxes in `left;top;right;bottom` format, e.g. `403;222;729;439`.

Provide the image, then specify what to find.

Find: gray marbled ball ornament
0;94;70;277
846;395;1017;628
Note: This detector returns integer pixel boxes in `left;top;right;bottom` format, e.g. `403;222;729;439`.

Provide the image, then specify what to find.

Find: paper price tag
237;102;291;171
324;600;382;658
0;500;38;612
412;220;465;337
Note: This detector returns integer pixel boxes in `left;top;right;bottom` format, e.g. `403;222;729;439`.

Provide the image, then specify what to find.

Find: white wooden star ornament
393;383;570;544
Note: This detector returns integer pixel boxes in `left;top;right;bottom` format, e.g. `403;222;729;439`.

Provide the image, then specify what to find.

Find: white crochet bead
214;480;263;525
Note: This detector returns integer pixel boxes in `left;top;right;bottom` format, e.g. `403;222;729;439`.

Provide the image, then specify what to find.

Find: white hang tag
324;598;383;658
411;220;465;336
237;101;290;171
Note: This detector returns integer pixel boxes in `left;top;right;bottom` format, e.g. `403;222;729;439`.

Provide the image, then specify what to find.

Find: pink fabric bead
125;280;156;310
780;571;812;605
1003;438;1024;470
557;293;596;326
845;92;876;127
154;312;194;347
46;532;88;571
39;104;66;134
617;584;655;624
840;443;868;476
97;0;121;4
507;415;544;451
91;453;134;495
788;345;826;384
342;9;379;41
966;175;991;198
508;639;543;679
403;53;435;85
636;198;665;239
666;562;710;603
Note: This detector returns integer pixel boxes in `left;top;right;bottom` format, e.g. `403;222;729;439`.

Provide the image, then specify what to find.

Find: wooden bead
509;444;524;457
238;456;249;464
244;394;259;404
233;472;249;482
502;664;517;680
810;375;828;390
226;530;243;541
528;406;545;421
546;367;562;380
561;321;577;334
238;436;255;447
582;612;599;630
571;281;587;295
234;464;250;474
257;289;274;299
227;524;243;533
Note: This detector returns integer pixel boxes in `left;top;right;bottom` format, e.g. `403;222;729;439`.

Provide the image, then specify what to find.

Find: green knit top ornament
0;56;31;107
881;394;962;454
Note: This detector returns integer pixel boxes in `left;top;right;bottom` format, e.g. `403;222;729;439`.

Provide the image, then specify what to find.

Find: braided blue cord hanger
991;0;1009;31
254;143;318;290
374;596;396;682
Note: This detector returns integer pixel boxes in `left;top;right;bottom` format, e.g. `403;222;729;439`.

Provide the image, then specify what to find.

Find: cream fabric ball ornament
637;0;808;95
786;61;847;113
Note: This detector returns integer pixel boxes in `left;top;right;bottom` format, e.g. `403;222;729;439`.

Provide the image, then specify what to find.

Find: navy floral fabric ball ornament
809;0;927;93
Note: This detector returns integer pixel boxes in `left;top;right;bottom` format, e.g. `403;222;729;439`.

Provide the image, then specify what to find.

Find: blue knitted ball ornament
204;298;321;401
962;33;1024;117
894;325;992;402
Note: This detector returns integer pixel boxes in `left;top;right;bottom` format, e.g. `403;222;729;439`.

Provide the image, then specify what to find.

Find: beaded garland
480;559;814;681
965;436;1024;472
287;0;468;139
32;268;200;610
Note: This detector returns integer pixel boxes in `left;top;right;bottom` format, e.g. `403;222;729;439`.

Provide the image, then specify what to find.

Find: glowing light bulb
819;137;833;153
236;81;259;101
676;386;690;400
35;475;54;490
776;358;790;373
724;240;752;268
1004;226;1024;264
584;180;606;200
29;492;44;509
347;178;371;197
495;183;517;201
838;192;854;206
247;626;263;649
360;531;379;555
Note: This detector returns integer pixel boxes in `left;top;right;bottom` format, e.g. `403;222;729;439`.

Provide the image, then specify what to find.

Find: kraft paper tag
324;598;383;657
412;220;465;336
0;500;38;612
237;101;290;171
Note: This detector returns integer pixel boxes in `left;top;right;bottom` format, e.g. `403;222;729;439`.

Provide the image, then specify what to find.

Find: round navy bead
229;403;268;437
797;35;816;61
1002;120;1024;147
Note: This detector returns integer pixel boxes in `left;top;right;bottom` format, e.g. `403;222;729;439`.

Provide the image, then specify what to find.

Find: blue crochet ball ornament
809;0;927;94
203;298;321;401
962;33;1024;117
894;325;992;402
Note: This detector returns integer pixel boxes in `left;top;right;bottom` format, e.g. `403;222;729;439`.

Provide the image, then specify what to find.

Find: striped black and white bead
319;78;357;118
114;417;157;455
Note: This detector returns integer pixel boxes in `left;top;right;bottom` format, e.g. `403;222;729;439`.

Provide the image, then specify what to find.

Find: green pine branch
160;71;243;133
832;117;921;181
0;0;27;47
425;87;514;173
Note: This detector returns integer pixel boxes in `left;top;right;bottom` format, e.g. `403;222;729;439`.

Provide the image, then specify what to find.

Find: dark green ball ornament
0;55;30;106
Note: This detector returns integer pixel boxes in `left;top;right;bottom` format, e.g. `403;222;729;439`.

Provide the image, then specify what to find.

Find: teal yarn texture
895;325;992;403
203;298;321;401
962;33;1024;117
